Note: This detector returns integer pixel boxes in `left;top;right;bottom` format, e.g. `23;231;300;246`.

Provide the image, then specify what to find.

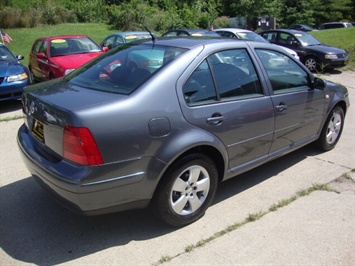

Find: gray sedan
17;37;350;226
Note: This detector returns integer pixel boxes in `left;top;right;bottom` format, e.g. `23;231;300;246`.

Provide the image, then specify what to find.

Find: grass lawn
3;23;117;67
310;27;355;71
2;23;354;70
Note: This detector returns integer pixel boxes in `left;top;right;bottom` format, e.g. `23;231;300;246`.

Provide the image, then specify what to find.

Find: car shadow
0;144;320;265
0;99;22;114
318;68;343;75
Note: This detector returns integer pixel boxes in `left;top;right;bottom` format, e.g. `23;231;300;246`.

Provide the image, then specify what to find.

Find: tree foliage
1;0;354;30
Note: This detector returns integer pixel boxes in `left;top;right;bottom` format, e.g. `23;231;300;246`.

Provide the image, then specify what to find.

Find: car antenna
142;25;156;45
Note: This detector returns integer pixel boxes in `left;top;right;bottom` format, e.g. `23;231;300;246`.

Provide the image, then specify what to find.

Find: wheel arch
151;136;226;202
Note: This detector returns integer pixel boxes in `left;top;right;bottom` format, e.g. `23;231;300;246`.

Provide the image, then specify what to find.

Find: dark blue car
0;43;30;101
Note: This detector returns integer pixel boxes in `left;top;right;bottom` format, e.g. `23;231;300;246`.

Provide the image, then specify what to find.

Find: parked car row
285;22;353;31
29;35;108;83
259;29;349;72
0;26;350;102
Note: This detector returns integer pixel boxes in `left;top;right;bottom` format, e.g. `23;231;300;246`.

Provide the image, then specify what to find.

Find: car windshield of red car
50;37;102;57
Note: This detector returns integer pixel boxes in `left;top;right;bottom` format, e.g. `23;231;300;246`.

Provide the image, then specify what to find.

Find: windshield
65;43;187;95
0;46;16;61
50;37;102;57
191;31;220;37
124;34;156;43
236;32;269;43
294;32;321;46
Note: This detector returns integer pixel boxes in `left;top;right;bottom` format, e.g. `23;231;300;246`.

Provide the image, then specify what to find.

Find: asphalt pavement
0;71;354;265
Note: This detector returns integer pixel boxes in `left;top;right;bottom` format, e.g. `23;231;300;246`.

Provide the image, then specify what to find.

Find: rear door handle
207;113;224;125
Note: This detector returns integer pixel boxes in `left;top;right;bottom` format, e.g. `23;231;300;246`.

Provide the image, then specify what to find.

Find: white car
215;28;300;60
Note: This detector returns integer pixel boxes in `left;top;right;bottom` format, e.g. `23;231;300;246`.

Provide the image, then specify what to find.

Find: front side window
256;49;309;94
32;40;42;54
39;40;47;54
102;36;116;49
183;49;263;106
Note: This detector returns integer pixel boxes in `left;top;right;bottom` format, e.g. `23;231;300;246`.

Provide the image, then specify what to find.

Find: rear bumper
17;123;165;215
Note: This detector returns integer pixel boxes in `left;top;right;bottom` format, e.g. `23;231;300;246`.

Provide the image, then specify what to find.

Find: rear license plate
32;118;45;142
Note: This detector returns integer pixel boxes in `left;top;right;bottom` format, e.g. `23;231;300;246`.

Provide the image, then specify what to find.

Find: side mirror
312;77;326;90
16;55;24;60
291;41;300;47
36;52;46;58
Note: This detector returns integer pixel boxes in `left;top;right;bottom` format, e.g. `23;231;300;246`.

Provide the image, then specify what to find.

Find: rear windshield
65;43;187;95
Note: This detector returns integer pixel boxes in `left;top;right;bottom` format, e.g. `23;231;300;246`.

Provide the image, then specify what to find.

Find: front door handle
276;102;288;112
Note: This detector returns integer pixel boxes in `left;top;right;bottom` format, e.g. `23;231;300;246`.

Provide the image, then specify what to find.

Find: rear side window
67;44;187;95
183;49;263;106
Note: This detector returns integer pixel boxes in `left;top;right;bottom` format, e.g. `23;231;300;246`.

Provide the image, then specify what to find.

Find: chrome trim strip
81;171;145;186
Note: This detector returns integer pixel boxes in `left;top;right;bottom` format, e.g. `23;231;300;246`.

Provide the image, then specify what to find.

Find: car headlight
325;54;338;59
7;72;28;82
65;68;76;75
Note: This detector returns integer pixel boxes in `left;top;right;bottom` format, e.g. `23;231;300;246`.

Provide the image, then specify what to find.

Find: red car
29;35;108;83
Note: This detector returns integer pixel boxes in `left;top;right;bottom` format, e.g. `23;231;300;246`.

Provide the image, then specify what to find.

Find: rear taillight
63;126;103;166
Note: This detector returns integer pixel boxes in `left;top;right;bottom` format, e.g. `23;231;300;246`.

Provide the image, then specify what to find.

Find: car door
29;39;44;81
255;49;325;156
30;39;50;81
37;40;52;80
179;48;275;173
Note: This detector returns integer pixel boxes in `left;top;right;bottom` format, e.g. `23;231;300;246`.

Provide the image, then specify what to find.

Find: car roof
109;31;156;36
36;35;89;40
182;29;213;33
321;22;350;24
215;28;252;33
138;36;280;51
261;29;306;35
165;29;215;34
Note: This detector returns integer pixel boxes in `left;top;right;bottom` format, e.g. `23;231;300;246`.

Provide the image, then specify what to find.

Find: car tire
153;153;218;227
316;106;344;151
303;56;318;72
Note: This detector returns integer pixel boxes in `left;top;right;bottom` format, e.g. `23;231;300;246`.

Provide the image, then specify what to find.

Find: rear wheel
303;56;318;72
153;153;218;227
317;106;344;151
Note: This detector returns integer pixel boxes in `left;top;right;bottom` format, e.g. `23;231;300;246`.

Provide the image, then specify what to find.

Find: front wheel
303;56;318;72
316;106;344;151
152;154;218;227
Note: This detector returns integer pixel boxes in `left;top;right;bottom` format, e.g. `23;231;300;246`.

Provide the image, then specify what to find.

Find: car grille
0;77;4;84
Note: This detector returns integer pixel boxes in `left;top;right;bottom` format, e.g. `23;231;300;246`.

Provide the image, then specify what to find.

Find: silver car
17;37;350;226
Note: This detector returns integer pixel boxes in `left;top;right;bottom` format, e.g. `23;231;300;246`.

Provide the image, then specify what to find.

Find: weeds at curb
342;172;352;179
152;181;341;265
0;115;23;122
